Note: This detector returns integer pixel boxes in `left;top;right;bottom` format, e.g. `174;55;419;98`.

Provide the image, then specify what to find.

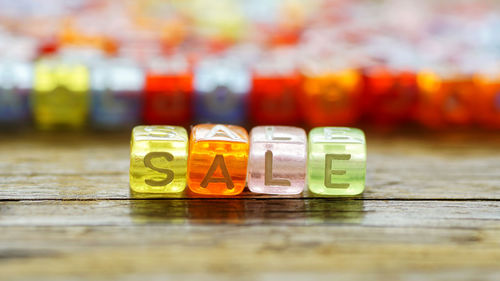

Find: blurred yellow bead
130;126;188;194
32;59;90;130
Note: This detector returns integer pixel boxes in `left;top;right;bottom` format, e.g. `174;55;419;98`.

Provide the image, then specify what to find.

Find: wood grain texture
0;131;499;280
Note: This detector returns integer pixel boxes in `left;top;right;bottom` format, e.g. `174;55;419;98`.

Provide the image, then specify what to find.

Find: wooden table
1;130;499;280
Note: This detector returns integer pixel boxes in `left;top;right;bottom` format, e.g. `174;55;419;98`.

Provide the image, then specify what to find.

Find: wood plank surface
1;199;499;280
0;130;499;280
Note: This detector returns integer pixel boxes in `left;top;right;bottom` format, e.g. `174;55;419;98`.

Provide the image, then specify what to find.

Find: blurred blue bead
0;60;32;126
193;57;251;125
90;59;144;130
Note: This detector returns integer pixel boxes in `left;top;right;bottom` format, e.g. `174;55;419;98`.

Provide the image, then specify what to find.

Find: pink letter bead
248;126;307;195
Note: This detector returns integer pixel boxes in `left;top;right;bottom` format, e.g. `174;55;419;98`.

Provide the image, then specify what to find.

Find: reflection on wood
129;199;363;225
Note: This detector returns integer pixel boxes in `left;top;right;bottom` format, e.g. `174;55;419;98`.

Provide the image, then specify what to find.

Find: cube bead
0;60;32;125
247;126;307;195
416;71;475;129
130;126;188;193
143;56;193;125
308;127;366;196
193;59;250;125
32;60;90;130
301;69;362;127
90;59;144;129
188;124;249;196
250;57;302;125
362;66;418;127
474;73;500;129
143;74;193;125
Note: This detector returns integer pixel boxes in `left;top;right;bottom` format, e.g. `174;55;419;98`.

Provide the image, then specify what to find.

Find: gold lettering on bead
200;154;234;189
324;153;351;188
143;152;175;186
264;150;291;187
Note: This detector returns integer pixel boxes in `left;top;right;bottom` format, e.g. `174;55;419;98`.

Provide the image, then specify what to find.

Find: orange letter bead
416;68;475;129
301;64;363;127
188;124;249;196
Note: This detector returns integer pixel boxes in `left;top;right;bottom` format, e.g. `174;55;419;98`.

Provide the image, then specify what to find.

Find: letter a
200;154;234;189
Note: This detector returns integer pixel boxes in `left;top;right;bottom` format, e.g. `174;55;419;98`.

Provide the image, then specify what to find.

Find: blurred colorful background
0;0;499;131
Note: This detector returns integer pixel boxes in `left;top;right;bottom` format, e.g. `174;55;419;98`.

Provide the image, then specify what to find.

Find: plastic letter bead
247;126;307;195
308;127;366;196
193;58;250;124
250;52;302;125
188;124;249;196
301;66;363;127
362;65;418;128
90;58;144;129
0;60;32;126
416;68;475;129
143;56;193;125
473;66;500;129
32;59;90;130
130;126;188;193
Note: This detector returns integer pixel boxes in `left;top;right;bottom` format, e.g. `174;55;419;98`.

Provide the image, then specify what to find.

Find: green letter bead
308;127;366;196
130;126;188;193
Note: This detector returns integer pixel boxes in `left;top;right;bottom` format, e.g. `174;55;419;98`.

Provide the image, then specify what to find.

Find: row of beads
2;57;499;131
130;124;366;196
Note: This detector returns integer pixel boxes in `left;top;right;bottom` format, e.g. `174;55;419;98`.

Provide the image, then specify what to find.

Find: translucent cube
247;126;307;195
188;124;249;196
308;127;366;196
130;126;188;193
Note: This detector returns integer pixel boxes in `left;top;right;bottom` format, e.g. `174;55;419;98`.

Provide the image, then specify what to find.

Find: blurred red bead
250;73;302;125
362;66;418;128
473;72;500;129
415;70;475;129
143;70;193;125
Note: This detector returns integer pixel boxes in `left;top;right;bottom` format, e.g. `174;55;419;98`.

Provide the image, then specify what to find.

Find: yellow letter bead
130;126;188;193
32;59;90;130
